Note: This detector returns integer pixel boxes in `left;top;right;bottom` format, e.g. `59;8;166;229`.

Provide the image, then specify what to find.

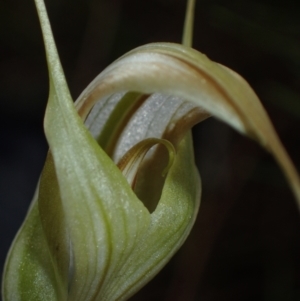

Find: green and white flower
2;0;300;300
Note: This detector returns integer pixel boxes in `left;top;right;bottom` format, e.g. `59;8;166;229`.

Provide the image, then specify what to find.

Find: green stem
182;0;196;47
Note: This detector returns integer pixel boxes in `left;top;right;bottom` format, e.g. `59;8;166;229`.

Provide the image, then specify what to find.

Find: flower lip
82;90;208;212
117;137;176;188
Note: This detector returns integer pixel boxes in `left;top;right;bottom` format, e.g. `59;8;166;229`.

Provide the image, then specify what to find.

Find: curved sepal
76;42;300;205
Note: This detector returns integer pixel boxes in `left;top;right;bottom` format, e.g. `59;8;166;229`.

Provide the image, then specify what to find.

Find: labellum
2;0;300;300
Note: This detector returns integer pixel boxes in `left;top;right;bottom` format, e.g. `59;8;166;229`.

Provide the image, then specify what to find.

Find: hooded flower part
2;0;300;300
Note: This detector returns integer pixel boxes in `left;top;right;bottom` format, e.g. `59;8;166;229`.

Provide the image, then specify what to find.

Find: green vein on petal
38;153;69;298
2;192;59;301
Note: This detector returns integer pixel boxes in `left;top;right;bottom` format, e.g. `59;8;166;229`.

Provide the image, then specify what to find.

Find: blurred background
1;0;300;300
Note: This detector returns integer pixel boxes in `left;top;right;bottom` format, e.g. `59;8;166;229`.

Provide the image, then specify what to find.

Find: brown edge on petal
164;53;258;138
163;106;210;147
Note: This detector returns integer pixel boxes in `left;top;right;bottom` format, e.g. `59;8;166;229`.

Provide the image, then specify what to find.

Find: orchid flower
2;0;300;300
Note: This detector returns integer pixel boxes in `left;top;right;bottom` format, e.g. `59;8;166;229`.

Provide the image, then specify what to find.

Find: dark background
1;0;300;300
